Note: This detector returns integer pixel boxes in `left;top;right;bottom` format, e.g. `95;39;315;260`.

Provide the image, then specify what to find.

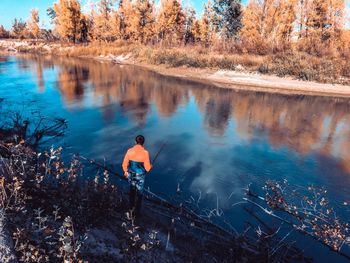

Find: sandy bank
1;39;350;98
136;64;350;98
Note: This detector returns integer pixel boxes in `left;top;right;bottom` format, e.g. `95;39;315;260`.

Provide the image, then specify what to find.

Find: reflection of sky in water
1;55;350;257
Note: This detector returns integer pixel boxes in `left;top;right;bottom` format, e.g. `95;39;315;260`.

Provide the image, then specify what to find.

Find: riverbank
1;39;350;98
0;107;234;263
1;103;316;262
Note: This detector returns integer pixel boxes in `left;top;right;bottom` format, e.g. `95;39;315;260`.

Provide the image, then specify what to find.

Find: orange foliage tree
93;0;114;42
135;0;155;43
53;0;82;43
156;0;185;45
200;1;216;47
118;0;138;40
28;9;41;39
240;0;297;53
0;25;10;38
299;0;346;53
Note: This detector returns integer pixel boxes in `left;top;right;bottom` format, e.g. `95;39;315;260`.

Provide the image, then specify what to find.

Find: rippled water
1;54;350;261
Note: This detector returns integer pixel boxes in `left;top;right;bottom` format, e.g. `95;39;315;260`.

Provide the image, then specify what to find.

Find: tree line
0;0;348;55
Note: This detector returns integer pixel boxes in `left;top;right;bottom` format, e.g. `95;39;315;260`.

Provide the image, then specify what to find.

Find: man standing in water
122;135;152;218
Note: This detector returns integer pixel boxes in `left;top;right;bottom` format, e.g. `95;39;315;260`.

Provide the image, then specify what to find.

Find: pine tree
213;0;242;39
28;9;41;39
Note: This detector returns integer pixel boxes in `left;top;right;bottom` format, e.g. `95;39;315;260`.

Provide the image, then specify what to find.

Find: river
1;54;350;262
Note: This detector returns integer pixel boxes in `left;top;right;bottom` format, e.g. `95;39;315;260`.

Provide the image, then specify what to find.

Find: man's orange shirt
122;144;152;173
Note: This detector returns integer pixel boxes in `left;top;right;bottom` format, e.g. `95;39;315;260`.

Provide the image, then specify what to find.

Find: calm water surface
1;54;350;261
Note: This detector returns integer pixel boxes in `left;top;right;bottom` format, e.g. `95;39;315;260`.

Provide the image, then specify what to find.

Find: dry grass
135;45;264;71
264;51;348;84
1;39;349;84
58;41;136;57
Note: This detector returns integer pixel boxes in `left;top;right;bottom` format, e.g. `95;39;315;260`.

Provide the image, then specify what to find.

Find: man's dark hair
135;135;145;145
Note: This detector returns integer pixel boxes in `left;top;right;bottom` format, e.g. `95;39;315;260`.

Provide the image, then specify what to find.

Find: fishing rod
151;140;168;165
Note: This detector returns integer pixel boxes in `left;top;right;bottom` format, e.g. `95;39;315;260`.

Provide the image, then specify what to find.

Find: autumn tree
307;0;331;41
296;0;311;39
200;1;216;47
213;0;242;39
306;0;345;48
192;20;202;43
53;0;82;43
277;0;297;44
0;25;10;38
135;0;155;43
83;3;97;41
28;9;41;39
79;14;90;42
240;0;297;53
118;0;138;40
94;0;114;42
109;10;121;40
157;0;185;45
183;6;196;44
293;0;345;53
11;18;27;38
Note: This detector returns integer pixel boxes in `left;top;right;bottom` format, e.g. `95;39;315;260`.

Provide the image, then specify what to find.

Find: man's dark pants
128;173;145;216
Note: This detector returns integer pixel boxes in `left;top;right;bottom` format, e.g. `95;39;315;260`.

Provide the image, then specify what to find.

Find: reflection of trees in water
153;80;190;117
204;97;232;136
53;58;190;123
16;55;55;93
23;54;350;173
57;65;87;103
0;56;9;74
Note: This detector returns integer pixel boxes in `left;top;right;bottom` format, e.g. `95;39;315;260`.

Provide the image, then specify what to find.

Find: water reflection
1;53;350;263
8;54;350;196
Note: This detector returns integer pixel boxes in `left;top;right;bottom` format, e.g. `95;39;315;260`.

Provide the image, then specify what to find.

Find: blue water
1;54;350;261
